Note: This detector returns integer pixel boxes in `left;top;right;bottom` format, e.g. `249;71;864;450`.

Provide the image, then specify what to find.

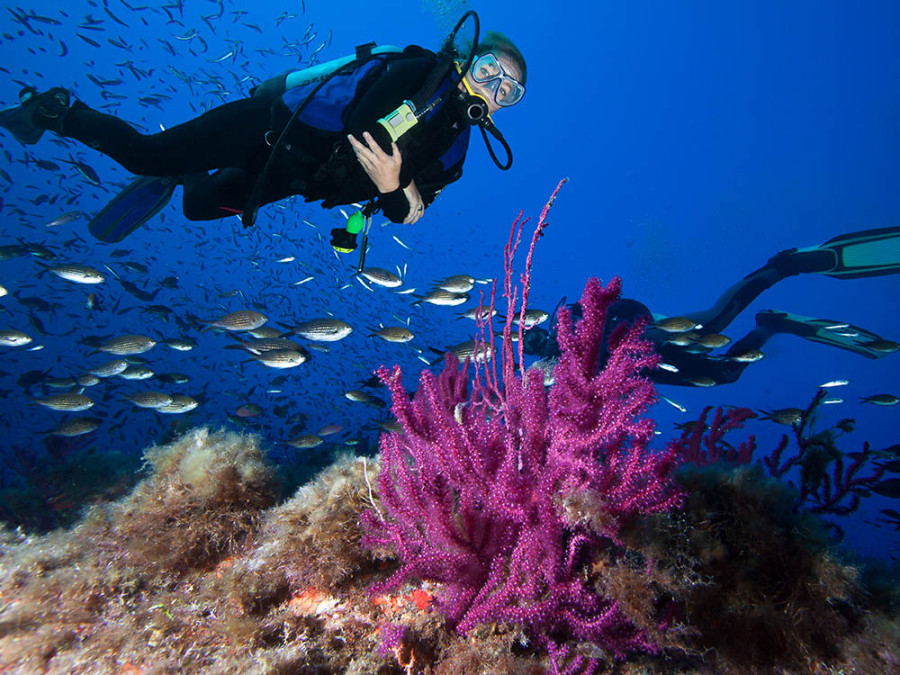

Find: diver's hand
402;179;425;224
348;131;401;193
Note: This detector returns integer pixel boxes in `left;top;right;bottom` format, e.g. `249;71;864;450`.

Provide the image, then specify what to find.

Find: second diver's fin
748;309;898;360
88;175;177;243
0;87;42;145
780;226;900;280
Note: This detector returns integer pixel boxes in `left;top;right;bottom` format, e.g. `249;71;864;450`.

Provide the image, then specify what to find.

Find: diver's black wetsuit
58;47;471;223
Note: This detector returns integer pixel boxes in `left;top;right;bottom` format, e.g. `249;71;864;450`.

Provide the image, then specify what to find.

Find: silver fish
251;349;309;369
98;335;157;356
369;326;415;343
90;359;129;378
204;310;268;332
287;434;323;449
118;365;155;380
344;390;386;409
34;393;95;412
289;318;353;342
77;374;101;387
49;417;102;436
512;309;549;328
248;326;283;339
43;263;105;284
759;408;803;425
359;267;403;288
729;349;765;363
457;306;497;321
654;316;702;333
0;329;33;347
156;395;199;414
164;338;197;351
126;391;174;409
414;289;469;307
437;274;475;293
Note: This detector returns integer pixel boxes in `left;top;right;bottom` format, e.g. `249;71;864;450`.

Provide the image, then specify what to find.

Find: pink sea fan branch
362;179;682;660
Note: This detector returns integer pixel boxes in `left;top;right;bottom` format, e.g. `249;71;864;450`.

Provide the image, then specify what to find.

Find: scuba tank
250;45;405;101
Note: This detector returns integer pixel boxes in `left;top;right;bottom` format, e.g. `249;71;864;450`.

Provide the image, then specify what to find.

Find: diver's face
463;53;524;115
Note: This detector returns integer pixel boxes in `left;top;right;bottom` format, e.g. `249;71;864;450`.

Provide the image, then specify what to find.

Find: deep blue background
1;1;897;560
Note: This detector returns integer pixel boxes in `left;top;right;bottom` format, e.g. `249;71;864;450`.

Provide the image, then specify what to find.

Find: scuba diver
0;12;524;247
523;226;900;387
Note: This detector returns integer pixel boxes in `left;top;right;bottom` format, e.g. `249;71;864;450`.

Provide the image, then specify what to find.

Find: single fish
653;316;702;333
729;349;765;363
345;390;386;409
119;365;155;380
369;326;415;343
287;434;323;449
457;306;497;321
49;417;102;437
511;308;549;328
227;336;306;354
870;478;900;499
45;211;86;228
90;359;129;378
437;274;475;293
413;289;469;307
202;310;268;332
819;379;850;388
41;263;105;284
126;391;174;409
235;403;264;418
660;395;687;413
248;326;282;339
860;394;900;406
34;393;95;412
251;348;309;369
431;340;493;365
0;329;32;347
164;338;196;351
77;374;101;387
692;333;732;349
359;267;403;288
759;407;803;425
288;318;353;342
156;395;199;414
43;377;77;389
158;373;191;385
97;334;157;355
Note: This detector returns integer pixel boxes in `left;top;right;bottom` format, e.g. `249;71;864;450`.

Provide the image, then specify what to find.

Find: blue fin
89;175;177;243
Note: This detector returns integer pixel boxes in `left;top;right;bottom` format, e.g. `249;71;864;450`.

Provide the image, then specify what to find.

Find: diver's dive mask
470;52;525;107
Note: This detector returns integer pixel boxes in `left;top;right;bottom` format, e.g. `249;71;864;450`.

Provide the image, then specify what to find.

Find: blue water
0;1;897;560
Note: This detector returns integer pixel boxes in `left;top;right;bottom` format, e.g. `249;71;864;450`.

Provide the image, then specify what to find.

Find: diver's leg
59;97;273;176
679;227;900;334
181;169;256;221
